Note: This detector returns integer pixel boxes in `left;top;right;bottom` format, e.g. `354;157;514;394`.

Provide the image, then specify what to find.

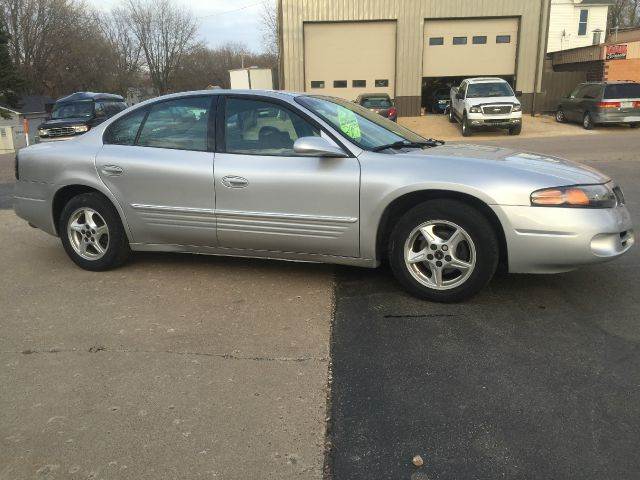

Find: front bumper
467;112;522;128
37;136;77;143
492;204;634;274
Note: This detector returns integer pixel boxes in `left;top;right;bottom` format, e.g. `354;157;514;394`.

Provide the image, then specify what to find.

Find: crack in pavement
2;346;328;363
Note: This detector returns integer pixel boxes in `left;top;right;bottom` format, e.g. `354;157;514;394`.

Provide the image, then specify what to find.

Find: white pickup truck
449;77;523;137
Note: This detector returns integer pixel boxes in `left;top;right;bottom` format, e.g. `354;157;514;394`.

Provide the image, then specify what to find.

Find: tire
461;113;472;137
448;106;456;123
508;124;522;135
59;192;130;271
555;108;566;123
583;112;594;130
630;123;640;129
388;199;499;303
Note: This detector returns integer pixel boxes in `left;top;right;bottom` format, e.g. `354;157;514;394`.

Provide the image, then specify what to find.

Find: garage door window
473;36;487;45
310;81;325;89
496;35;511;44
352;80;366;88
429;37;444;46
375;79;389;87
333;80;347;88
453;37;467;45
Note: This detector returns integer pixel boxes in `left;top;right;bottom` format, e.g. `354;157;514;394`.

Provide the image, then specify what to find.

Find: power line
197;2;262;19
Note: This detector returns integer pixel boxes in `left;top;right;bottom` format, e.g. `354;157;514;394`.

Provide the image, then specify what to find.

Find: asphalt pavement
328;130;640;480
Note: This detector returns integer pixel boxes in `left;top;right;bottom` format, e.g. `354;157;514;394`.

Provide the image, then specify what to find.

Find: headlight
73;125;89;133
469;106;482;113
512;104;522;112
38;129;49;137
531;184;617;208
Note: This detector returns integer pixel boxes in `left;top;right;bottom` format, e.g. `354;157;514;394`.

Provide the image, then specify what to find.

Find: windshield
361;97;392;108
466;82;514;98
51;100;94;119
297;95;426;150
604;84;640;99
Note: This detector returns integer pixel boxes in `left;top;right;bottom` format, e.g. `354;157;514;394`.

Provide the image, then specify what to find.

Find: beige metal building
278;0;551;116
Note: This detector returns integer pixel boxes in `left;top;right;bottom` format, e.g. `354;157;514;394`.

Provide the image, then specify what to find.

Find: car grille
613;185;625;206
482;105;512;115
46;127;76;137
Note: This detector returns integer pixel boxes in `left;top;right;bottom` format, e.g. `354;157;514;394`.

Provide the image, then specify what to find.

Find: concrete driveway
0;198;334;478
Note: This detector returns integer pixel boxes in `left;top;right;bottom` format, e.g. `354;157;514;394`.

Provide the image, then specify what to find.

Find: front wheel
461;114;473;136
388;199;499;302
59;192;130;271
630;123;640;129
448;106;456;123
555;108;567;123
508;124;522;135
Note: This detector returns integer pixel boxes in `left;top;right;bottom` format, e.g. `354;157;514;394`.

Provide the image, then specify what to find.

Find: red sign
606;44;628;60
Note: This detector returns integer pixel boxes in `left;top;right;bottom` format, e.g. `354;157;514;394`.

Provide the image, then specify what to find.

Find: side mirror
293;136;348;158
515;90;523;98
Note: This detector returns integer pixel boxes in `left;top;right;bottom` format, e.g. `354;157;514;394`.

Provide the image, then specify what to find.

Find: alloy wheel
67;208;110;260
404;220;476;290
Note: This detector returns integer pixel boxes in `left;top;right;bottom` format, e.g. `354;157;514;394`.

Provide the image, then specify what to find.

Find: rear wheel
555;108;566;123
59;193;130;271
388;199;499;302
583;112;595;130
461;114;473;137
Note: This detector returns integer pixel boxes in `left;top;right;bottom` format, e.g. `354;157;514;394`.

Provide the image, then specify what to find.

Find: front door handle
101;165;124;176
221;175;249;188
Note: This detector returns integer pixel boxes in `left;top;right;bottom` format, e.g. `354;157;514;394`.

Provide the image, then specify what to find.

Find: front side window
297;95;426;151
581;85;602;99
51;100;94;119
136;96;210;151
466;82;514;98
103;108;148;146
578;9;588;36
224;98;320;156
453;36;467;45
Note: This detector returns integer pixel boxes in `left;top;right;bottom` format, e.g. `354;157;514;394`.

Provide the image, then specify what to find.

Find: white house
547;0;613;53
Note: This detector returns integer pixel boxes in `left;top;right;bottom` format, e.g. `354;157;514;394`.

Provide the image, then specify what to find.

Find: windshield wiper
371;139;444;152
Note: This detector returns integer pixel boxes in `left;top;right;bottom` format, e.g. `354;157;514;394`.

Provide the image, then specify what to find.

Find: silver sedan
14;90;634;302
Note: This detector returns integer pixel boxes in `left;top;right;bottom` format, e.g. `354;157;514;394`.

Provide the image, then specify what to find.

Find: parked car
354;93;397;121
14;90;634;302
449;77;522;136
426;87;451;114
37;92;127;142
556;81;640;130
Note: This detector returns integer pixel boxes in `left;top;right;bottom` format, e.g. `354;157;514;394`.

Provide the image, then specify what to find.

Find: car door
577;84;601;119
96;95;216;246
563;84;584;121
213;95;360;257
455;81;467;117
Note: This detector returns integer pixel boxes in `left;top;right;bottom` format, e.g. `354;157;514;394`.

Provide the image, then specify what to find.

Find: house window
453;36;467;45
429;37;444;46
578;9;589;36
310;81;325;89
333;80;347;88
496;35;511;44
473;36;487;45
375;79;389;87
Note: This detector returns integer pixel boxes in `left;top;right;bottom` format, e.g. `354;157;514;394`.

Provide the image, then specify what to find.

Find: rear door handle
221;175;249;188
101;165;123;176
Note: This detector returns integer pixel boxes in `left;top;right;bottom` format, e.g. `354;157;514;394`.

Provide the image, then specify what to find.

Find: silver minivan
556;81;640;129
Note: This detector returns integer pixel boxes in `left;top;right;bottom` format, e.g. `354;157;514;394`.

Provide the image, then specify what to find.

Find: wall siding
281;0;549;111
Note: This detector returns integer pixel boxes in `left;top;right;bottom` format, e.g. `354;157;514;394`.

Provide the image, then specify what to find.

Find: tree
0;16;23;118
260;0;279;57
124;0;197;94
608;0;640;31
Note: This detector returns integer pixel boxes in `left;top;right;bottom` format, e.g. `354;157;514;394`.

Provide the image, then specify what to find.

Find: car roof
56;91;125;103
358;93;391;98
465;77;508;84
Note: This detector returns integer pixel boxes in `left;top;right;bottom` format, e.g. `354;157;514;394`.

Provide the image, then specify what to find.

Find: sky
89;0;270;52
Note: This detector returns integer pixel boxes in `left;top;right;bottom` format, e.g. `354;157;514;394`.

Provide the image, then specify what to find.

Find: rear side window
137;96;211;151
604;84;640;99
103;108;147;146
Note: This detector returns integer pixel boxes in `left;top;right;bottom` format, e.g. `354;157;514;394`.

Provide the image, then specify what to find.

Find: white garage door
423;18;519;77
304;22;396;100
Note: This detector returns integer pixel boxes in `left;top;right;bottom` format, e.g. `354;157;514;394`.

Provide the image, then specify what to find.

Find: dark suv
556;81;640;129
38;92;127;141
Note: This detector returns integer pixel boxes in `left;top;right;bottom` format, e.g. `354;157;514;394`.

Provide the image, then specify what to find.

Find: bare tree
609;0;640;30
260;0;279;57
124;0;197;94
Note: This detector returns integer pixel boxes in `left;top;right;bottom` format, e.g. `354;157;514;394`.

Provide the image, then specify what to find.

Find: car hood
412;143;610;185
465;95;519;108
39;117;90;128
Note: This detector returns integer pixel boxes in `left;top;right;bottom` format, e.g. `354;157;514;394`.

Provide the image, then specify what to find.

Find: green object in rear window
337;106;361;140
